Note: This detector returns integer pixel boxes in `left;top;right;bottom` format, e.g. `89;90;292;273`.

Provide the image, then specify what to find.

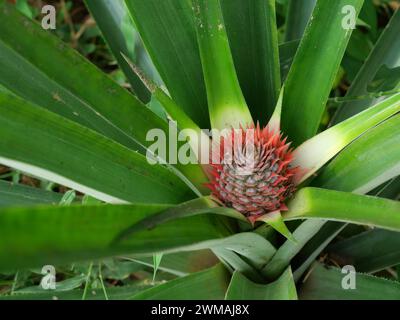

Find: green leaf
124;0;210;128
131;264;230;300
292;222;346;282
0;92;193;204
213;247;263;282
101;259;145;280
114;196;278;281
261;219;326;280
358;0;377;37
345;28;373;63
0;203;230;270
367;65;400;92
0;2;161;152
281;0;364;145
284;0;317;41
84;0;150;102
374;176;400;200
293;93;400;183
314;114;400;194
0;2;207;189
225;267;297;300
152;253;163;281
279;39;300;81
59;190;76;206
258;211;295;242
81;195;103;205
0;180;63;207
210;233;276;270
128;249;217;277
129;232;276;281
267;84;285;132
328;229;400;273
1;285;151;300
192;0;253;130
292;173;400;282
15;0;33;18
120;52;210;164
300;262;400;300
16;275;86;294
221;0;281;122
285;187;400;232
332;8;400;123
115;196;247;242
208;232;277;282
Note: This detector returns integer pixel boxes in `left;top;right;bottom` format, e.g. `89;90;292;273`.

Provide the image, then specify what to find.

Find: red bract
207;124;299;221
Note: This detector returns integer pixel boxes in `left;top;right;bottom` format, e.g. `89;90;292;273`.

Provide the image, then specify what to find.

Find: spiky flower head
207;124;298;222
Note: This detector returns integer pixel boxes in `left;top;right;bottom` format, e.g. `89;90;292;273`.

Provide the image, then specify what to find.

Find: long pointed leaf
131;264;229;300
293;171;400;282
292;222;346;282
284;0;317;41
0;203;229;271
285;187;400;232
0;180;63;207
128;249;218;277
293;93;400;183
124;0;209;128
221;0;281;122
209;233;276;270
84;0;151;102
0;92;193;204
0;284;150;300
314;114;400;193
116;196;247;242
0;2;159;152
300;262;400;300
192;0;253;129
281;0;364;145
328;229;400;273
213;247;263;282
332;8;400;123
0;2;207;189
261;220;326;280
225;267;297;300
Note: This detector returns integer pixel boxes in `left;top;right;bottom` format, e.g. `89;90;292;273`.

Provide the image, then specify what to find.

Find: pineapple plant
0;0;399;300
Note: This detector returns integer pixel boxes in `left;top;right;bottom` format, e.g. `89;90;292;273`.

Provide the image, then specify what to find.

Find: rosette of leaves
0;0;399;300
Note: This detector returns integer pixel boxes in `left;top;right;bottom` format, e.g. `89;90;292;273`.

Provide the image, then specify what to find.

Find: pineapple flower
204;90;303;226
121;53;400;238
206;123;299;225
199;88;400;232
